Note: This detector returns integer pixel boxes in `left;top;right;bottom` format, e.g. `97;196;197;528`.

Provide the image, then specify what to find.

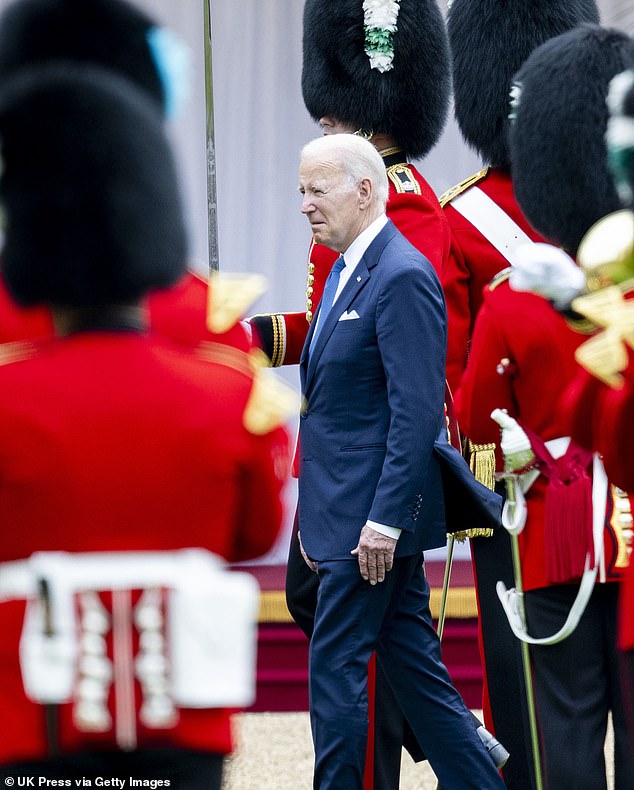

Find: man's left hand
351;524;397;585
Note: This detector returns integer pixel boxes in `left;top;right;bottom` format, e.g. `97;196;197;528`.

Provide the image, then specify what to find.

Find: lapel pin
356;276;361;282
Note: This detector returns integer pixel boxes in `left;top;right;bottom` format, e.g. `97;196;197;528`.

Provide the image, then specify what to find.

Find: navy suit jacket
298;220;448;562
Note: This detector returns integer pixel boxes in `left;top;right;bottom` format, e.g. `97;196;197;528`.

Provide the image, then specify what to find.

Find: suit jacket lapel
301;221;398;392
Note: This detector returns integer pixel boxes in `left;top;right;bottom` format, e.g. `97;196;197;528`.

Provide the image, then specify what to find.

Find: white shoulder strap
451;186;533;265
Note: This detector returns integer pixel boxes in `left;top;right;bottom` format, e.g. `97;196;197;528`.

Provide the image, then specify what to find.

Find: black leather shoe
477;724;510;769
436;724;509;788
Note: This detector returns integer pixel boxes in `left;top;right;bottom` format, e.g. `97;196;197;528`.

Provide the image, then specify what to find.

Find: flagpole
203;0;219;272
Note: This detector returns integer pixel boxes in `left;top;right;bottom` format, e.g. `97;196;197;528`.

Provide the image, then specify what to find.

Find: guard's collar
380;147;407;168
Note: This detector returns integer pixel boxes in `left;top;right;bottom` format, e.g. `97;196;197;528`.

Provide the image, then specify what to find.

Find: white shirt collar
341;214;388;272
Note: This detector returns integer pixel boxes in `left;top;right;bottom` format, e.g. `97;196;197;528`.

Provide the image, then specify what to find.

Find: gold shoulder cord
196;342;300;435
488;268;512;292
206;271;268;334
243;353;301;436
439;167;489;208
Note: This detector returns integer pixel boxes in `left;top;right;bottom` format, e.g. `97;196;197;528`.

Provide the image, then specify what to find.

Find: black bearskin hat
302;0;450;159
448;0;600;168
0;66;187;307
0;0;164;108
509;26;634;255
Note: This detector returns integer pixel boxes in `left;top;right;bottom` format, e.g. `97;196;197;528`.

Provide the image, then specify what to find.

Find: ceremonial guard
0;68;290;786
440;3;601;786
457;25;634;789
554;67;634;749
249;0;451;367
0;0;251;351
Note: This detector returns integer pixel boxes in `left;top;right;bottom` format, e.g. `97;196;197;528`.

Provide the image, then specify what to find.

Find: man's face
299;153;365;252
319;116;356;136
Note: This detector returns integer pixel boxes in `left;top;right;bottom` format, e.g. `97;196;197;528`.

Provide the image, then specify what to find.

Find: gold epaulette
0;341;37;366
206;271;268;334
487;267;512;292
571;284;634;387
386;164;422;195
439;167;489;208
243;352;302;435
196;341;300;433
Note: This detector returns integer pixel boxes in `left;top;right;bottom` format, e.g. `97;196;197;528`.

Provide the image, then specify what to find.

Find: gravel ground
222;711;615;790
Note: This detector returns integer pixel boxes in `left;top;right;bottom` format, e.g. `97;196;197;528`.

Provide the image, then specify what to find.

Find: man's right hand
298;531;318;573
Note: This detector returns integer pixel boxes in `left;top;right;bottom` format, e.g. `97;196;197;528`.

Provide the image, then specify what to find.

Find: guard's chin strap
353;128;374;141
497;453;607;645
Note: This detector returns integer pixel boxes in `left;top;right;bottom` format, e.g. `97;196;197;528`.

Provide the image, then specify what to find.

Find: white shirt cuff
366;520;402;540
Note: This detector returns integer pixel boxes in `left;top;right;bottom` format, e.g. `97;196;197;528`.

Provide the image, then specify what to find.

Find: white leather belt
0;549;260;734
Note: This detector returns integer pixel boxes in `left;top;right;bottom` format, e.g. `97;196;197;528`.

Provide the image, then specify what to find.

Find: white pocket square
339;310;360;321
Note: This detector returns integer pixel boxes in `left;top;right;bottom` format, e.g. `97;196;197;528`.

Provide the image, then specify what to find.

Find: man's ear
358;177;373;209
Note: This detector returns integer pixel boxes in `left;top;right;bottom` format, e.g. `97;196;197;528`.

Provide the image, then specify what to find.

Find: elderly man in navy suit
296;133;505;789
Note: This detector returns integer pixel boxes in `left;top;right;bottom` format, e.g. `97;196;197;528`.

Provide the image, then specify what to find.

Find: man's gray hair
301;134;389;208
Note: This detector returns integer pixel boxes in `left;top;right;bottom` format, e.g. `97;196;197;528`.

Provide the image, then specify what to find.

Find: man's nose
300;195;314;214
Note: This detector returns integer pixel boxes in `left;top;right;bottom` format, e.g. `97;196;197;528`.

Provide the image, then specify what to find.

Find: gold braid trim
450;527;495;542
269;314;286;368
439;167;490;208
258;587;478;622
611;486;633;569
386;164;422;195
449;440;497;540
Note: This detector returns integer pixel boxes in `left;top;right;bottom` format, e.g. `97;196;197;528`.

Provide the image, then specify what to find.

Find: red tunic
0;331;289;765
254;153;450;366
560;287;634;493
455;277;624;591
0;269;251;351
441;167;545;393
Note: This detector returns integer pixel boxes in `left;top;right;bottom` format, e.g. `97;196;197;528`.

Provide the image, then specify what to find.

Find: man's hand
351;524;397;585
298;531;318;573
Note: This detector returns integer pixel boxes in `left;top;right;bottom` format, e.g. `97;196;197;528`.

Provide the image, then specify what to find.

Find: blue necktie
310;255;345;352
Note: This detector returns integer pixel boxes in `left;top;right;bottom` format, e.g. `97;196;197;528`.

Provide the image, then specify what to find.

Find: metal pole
203;0;219;272
437;535;455;642
39;578;59;758
504;479;544;790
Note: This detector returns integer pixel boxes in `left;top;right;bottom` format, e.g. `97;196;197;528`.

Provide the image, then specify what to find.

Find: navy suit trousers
309;556;506;790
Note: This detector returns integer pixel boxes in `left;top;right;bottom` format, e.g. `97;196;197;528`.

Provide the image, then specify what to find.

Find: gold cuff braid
269;314;286;368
